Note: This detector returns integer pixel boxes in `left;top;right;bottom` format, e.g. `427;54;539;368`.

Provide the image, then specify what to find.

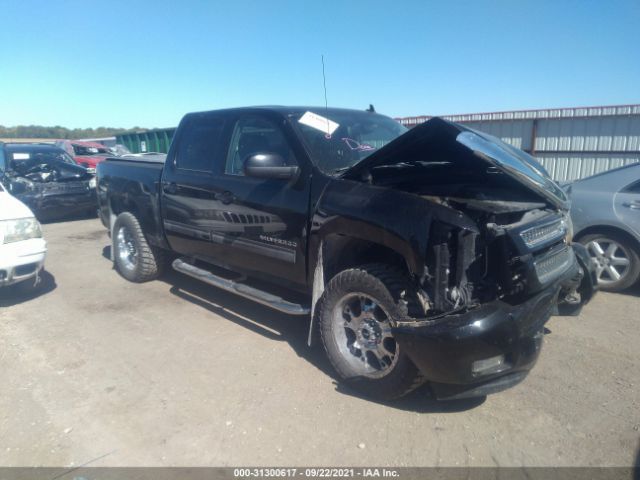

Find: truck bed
116;154;167;164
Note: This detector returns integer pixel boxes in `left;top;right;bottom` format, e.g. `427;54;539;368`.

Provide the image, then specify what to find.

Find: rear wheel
580;232;640;291
318;264;425;400
112;212;167;282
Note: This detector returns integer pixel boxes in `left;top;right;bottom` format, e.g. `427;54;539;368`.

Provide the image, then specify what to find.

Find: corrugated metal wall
398;105;640;182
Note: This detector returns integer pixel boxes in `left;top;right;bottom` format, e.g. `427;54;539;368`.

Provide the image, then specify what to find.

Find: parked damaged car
55;139;113;171
566;163;640;292
96;107;597;401
0;143;97;221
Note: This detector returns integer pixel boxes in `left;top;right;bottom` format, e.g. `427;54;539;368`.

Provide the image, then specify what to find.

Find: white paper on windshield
298;111;339;136
12;153;30;160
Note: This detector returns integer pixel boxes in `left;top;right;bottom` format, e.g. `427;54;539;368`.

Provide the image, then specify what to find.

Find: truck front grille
520;218;565;248
533;246;571;284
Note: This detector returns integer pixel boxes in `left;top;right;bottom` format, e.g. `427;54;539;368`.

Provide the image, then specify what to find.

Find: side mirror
243;153;299;180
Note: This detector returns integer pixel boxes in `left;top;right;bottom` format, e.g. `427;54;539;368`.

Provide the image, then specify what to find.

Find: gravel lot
1;218;639;467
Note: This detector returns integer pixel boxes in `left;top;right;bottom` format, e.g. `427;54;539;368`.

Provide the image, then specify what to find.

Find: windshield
8;149;78;174
292;110;407;174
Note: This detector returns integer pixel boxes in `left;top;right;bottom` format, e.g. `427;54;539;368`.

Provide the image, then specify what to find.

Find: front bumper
16;183;97;221
0;238;47;286
393;243;595;400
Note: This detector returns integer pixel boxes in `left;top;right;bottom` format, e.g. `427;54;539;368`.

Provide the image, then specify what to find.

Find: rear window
176;116;226;172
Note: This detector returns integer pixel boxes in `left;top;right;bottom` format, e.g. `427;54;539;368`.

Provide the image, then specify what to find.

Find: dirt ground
1;218;638;467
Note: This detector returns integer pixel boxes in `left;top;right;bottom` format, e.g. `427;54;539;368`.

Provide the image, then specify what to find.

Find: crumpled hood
0;191;36;221
341;117;568;210
51;161;94;181
14;160;94;183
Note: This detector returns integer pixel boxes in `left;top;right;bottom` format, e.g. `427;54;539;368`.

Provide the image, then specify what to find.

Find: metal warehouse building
397;104;640;182
116;104;640;182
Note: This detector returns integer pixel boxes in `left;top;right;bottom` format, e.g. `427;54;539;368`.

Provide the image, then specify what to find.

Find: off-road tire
112;212;168;283
318;263;425;400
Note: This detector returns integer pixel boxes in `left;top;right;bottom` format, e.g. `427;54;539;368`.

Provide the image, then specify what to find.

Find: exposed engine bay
345;119;577;318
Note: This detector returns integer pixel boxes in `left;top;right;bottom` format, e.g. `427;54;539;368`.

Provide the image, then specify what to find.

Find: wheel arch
108;191;167;249
321;234;415;284
575;224;640;254
307;231;422;347
110;195;140;218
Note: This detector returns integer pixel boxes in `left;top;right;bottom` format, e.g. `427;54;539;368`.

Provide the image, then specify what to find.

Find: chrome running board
172;258;310;316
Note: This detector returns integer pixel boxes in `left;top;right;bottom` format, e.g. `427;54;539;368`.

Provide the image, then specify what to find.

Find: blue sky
0;0;638;128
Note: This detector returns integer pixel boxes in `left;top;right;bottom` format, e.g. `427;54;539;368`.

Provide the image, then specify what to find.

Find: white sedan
0;182;47;290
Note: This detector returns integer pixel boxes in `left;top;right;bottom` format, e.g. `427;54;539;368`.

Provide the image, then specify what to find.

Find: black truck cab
96;106;597;401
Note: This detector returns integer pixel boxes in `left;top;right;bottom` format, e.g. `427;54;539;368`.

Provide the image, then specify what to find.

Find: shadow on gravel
158;267;484;413
622;282;640;298
39;210;98;225
335;383;486;413
634;439;640;480
0;270;57;307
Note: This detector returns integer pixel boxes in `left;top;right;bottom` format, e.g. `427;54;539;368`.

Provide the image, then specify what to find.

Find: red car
54;140;112;170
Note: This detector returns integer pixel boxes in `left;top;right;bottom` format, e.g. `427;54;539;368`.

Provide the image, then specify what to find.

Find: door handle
162;182;177;194
218;191;235;205
623;201;640;210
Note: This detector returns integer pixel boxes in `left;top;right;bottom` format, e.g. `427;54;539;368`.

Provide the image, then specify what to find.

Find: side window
176;117;225;172
225;116;296;176
622;180;640;194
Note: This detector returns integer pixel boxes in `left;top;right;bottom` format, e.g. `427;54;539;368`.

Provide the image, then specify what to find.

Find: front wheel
112;212;167;283
318;264;425;400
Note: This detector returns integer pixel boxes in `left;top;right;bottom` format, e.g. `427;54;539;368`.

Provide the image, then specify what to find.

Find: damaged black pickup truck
96;107;597;401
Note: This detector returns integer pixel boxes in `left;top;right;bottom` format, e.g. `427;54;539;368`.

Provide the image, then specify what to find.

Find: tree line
0;125;146;139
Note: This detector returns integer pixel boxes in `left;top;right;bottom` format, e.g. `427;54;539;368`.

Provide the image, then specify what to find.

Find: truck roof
183;106;380;118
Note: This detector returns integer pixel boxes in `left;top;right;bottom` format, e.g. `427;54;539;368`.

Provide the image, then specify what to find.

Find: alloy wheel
331;293;399;379
116;226;138;272
585;237;631;285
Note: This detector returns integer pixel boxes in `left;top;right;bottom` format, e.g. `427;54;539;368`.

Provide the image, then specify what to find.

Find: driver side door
208;113;311;289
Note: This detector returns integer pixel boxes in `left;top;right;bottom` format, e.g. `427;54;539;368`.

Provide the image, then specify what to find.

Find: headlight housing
562;213;574;244
0;218;42;244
